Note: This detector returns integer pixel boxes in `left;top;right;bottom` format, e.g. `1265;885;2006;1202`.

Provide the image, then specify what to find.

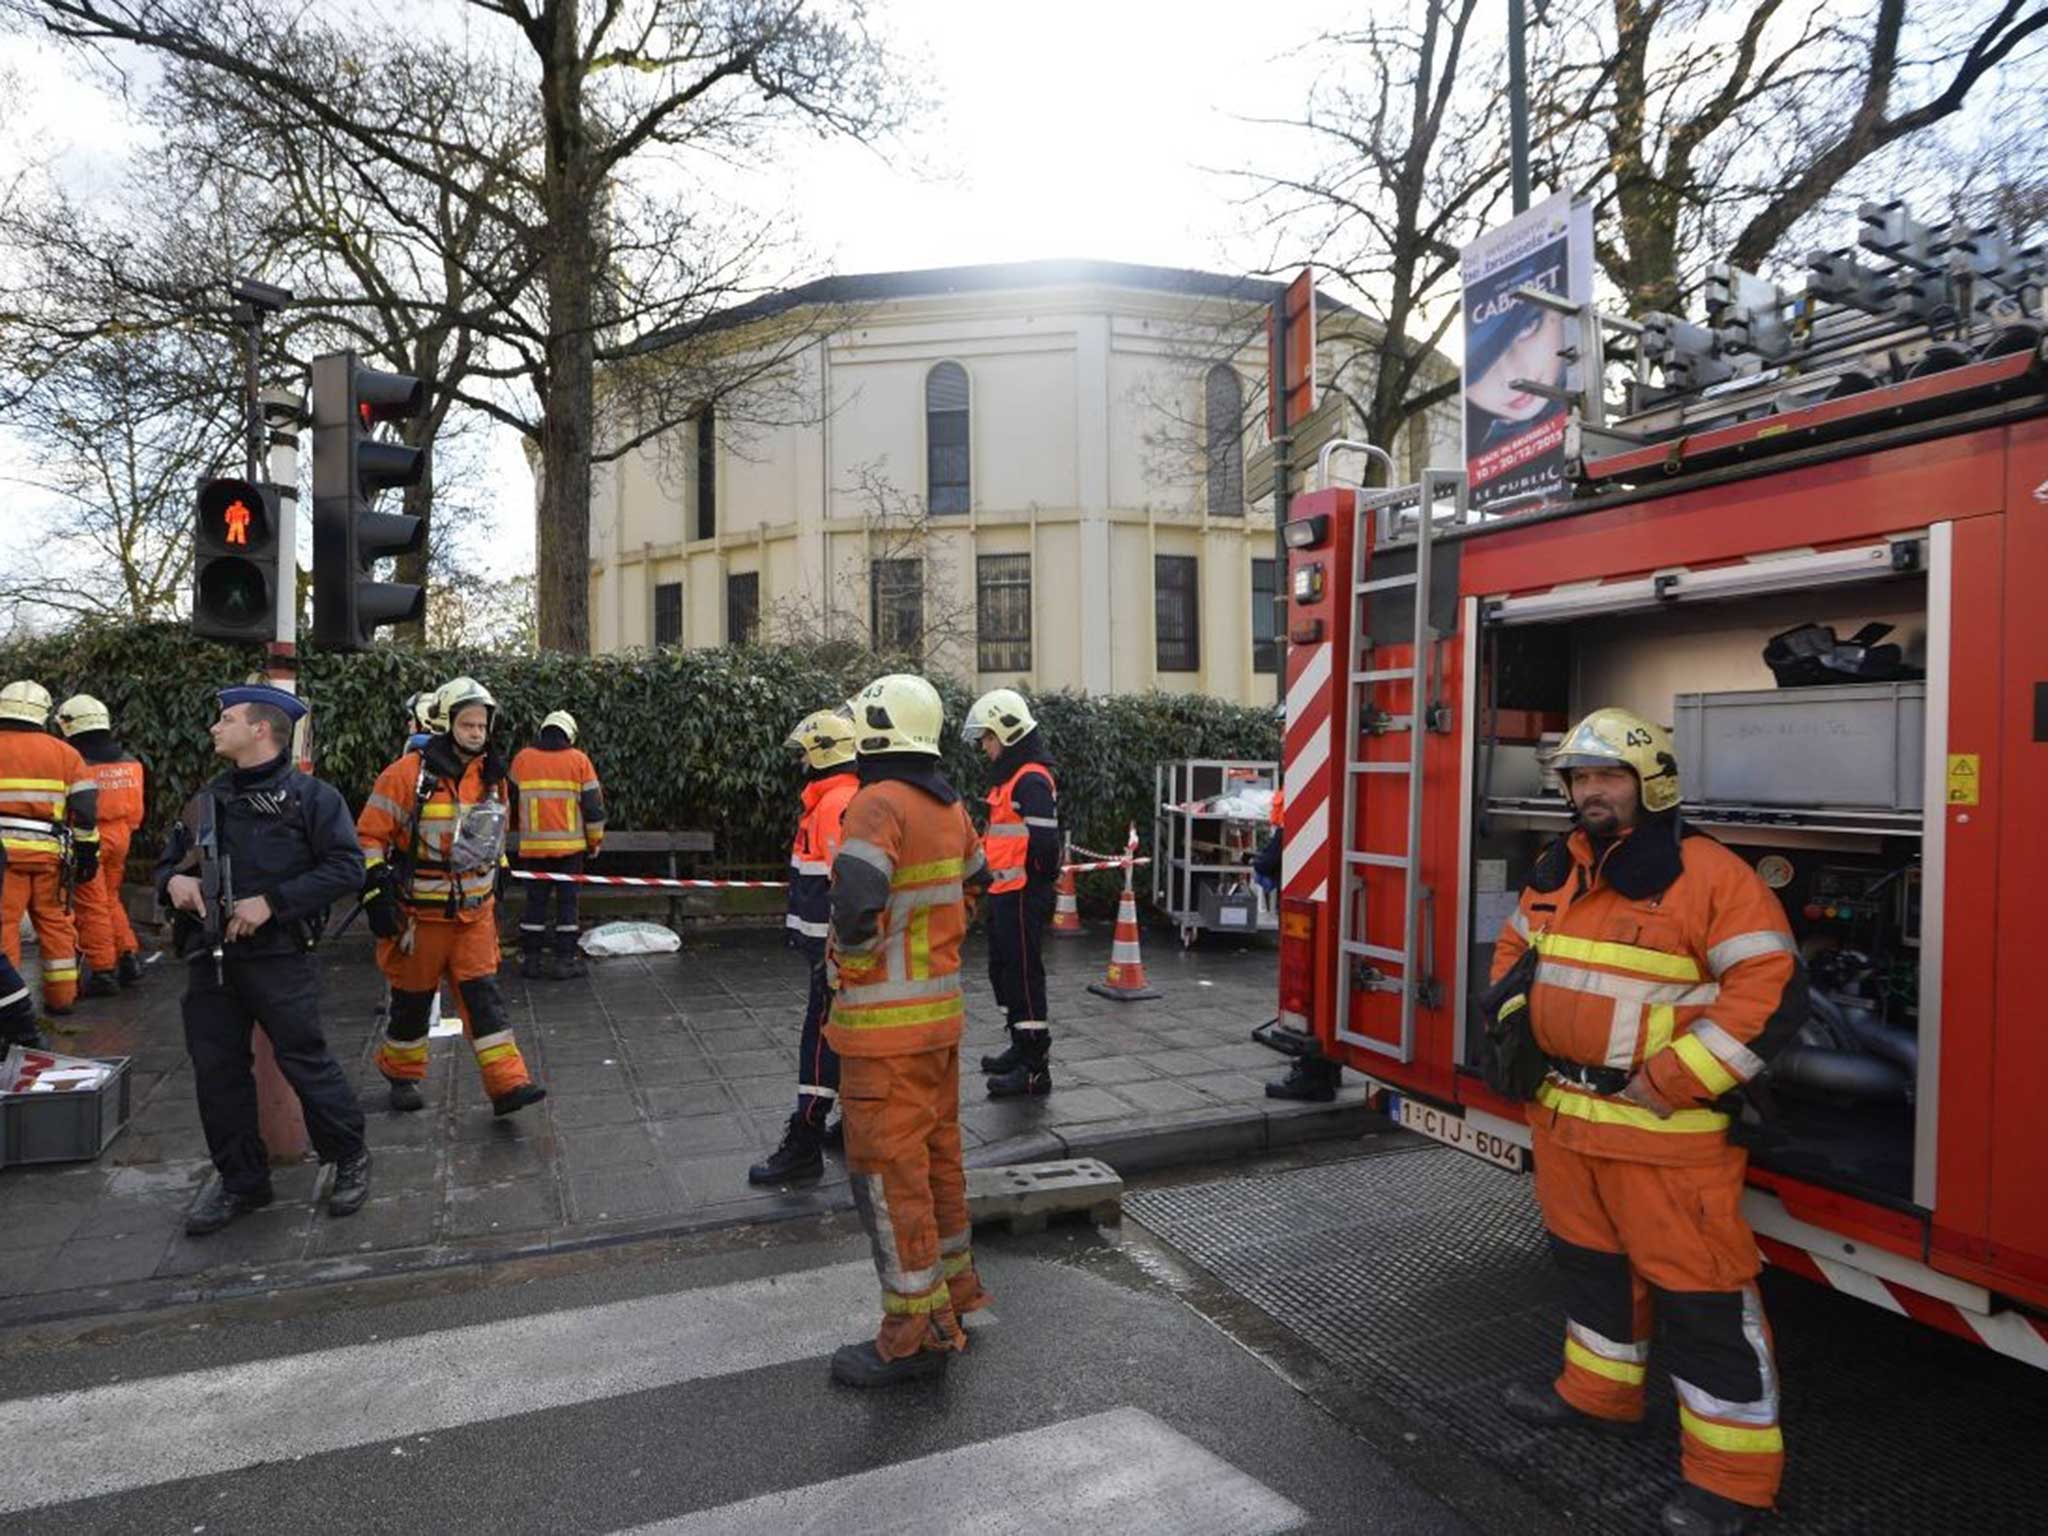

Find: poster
1460;191;1594;513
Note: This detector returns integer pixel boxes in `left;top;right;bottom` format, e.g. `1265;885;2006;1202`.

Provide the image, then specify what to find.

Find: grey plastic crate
1673;683;1925;811
2;1056;131;1166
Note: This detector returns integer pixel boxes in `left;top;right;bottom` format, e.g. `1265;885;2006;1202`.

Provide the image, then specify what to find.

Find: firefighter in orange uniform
509;709;607;980
749;707;861;1186
0;680;99;1014
357;676;546;1117
58;695;150;994
1491;708;1805;1536
824;674;991;1387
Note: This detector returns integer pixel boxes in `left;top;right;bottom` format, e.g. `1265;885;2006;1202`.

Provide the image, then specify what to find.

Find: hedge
0;625;1280;873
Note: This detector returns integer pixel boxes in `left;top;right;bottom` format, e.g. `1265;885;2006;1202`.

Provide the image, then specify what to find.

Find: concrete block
966;1158;1123;1235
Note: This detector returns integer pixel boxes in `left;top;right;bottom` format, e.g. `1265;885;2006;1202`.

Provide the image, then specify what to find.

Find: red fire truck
1272;206;2048;1369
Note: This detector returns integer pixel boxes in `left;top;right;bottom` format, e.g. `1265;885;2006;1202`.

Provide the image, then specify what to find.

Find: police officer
963;689;1060;1098
157;685;371;1235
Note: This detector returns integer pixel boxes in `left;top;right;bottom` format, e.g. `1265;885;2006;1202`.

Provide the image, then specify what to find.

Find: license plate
1388;1094;1529;1172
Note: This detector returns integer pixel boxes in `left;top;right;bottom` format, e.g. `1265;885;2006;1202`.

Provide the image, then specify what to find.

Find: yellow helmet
55;694;110;737
430;675;498;735
542;709;579;744
851;673;944;757
785;708;857;772
962;687;1036;746
0;680;53;727
1547;707;1682;815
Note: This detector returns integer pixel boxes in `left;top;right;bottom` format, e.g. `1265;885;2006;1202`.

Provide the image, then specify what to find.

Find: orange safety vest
85;757;145;862
509;745;605;859
1491;826;1798;1166
826;779;984;1058
357;751;505;919
0;731;98;867
983;761;1055;895
787;772;859;945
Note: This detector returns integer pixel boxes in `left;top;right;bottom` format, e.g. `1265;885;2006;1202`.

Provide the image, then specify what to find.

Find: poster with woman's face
1460;193;1593;513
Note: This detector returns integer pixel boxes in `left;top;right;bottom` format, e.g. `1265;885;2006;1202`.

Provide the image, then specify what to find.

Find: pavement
0;916;1373;1324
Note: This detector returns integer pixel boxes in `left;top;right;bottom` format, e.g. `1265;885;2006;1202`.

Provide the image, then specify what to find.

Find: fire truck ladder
1320;444;1465;1063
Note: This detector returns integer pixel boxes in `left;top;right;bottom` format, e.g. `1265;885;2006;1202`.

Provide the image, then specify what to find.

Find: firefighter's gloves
73;842;99;885
363;867;405;940
1618;1070;1677;1120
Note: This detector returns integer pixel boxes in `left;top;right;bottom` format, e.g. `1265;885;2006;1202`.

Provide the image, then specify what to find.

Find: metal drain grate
1128;1147;2044;1535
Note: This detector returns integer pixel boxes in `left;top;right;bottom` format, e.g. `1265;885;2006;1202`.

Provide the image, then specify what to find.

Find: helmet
55;694;110;737
785;708;857;772
851;674;944;757
961;688;1036;747
430;676;498;735
542;709;579;744
1546;707;1682;814
0;681;53;727
407;690;437;733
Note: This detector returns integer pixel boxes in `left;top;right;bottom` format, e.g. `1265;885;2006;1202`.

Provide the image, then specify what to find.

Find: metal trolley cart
1152;758;1281;947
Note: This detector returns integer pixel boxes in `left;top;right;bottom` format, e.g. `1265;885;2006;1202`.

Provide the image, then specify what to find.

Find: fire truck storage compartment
1471;575;1928;1204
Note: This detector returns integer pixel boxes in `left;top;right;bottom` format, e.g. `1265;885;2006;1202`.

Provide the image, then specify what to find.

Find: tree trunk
535;2;596;654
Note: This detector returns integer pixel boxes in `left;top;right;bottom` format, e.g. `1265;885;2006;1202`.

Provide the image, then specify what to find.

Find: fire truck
1272;203;2048;1370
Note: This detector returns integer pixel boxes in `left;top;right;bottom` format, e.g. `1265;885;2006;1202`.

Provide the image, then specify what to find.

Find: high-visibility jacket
983;761;1056;895
0;728;98;867
82;754;145;864
1272;786;1284;829
358;750;506;919
826;778;984;1058
787;769;859;951
509;744;606;859
1491;823;1800;1166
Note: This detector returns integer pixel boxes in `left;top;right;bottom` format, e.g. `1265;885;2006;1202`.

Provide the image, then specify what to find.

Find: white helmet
56;694;111;737
407;690;437;733
851;674;944;757
962;688;1036;747
430;675;498;735
542;709;579;744
0;680;53;727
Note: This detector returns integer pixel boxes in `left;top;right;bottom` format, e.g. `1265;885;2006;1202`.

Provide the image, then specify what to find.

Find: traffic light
310;350;427;650
192;477;281;641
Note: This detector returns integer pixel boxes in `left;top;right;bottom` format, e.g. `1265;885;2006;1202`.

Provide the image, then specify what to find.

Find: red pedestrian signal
192;478;281;641
224;500;252;545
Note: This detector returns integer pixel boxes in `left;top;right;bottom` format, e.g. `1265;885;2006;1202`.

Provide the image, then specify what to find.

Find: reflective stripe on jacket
984;761;1055;895
787;771;859;948
357;751;502;918
825;779;984;1058
0;730;99;866
1490;825;1798;1166
510;745;606;858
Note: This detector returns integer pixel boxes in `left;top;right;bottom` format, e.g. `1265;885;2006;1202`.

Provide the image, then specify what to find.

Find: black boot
829;1339;950;1388
980;1030;1026;1075
748;1114;825;1185
1502;1380;1645;1436
1266;1055;1341;1102
519;950;546;979
328;1151;372;1217
987;1060;1052;1099
1661;1486;1761;1536
822;1117;845;1152
387;1078;425;1113
552;951;588;979
492;1081;548;1117
78;965;120;1000
185;1180;274;1236
116;951;146;987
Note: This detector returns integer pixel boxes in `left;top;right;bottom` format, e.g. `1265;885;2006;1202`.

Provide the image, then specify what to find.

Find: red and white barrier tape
1064;857;1152;874
510;857;1150;891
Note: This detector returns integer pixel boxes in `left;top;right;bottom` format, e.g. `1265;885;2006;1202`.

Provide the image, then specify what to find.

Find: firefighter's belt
0;814;63;836
1546;1056;1632;1097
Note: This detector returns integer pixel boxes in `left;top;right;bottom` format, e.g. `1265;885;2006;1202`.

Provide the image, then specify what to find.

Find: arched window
925;361;970;515
1205;364;1244;517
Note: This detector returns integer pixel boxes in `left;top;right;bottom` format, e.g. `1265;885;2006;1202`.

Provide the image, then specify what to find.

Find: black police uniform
154;750;367;1196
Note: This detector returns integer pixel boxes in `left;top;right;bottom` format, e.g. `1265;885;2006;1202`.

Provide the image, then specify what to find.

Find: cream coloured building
588;260;1457;704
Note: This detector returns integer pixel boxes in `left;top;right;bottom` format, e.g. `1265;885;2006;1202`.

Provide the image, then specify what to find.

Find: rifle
196;794;235;984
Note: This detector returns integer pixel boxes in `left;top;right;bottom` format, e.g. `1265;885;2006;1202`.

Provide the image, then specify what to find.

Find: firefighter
962;688;1060;1098
0;845;42;1049
357;676;546;1117
1490;708;1805;1536
58;694;150;993
508;709;607;980
824;673;991;1387
156;685;370;1234
749;706;861;1186
0;680;99;1015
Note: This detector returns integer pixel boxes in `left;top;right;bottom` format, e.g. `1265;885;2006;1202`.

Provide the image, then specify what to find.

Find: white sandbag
579;920;681;957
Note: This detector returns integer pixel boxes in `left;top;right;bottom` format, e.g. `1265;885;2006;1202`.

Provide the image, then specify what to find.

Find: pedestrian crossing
0;1258;1312;1534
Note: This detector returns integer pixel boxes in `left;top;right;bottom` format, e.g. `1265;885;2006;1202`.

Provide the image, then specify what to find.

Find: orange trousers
840;1046;990;1360
373;911;532;1099
2;865;78;1011
1533;1122;1784;1509
73;834;139;972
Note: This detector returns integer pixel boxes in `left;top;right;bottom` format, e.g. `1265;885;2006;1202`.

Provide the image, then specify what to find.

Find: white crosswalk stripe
617;1407;1306;1536
0;1260;890;1515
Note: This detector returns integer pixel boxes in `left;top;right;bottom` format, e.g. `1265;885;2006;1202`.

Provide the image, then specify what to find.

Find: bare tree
13;0;915;653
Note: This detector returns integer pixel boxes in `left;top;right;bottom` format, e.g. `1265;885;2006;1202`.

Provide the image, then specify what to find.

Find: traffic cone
1051;852;1082;937
1087;884;1160;1001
